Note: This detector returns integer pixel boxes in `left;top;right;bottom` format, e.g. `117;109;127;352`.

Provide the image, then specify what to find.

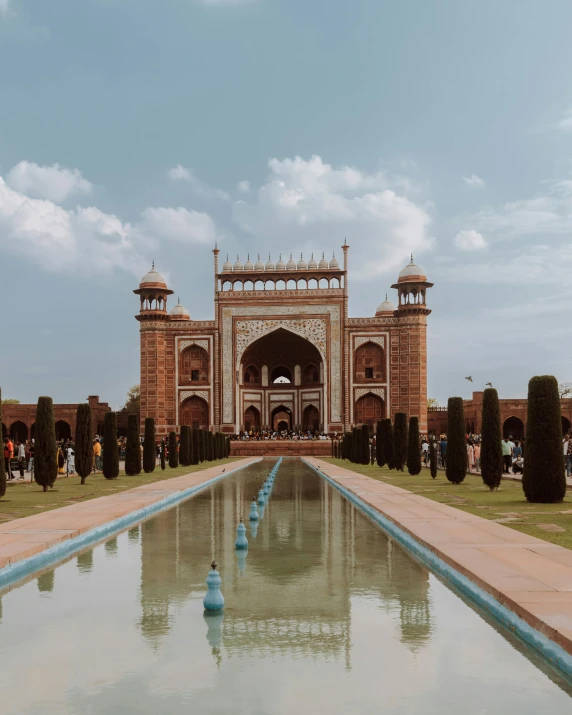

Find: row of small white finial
221;252;341;272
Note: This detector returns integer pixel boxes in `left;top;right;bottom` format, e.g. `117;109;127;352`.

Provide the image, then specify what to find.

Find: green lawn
0;459;239;524
323;458;572;550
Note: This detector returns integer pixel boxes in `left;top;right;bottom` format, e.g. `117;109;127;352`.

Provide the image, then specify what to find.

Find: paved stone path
0;458;258;571
307;457;572;656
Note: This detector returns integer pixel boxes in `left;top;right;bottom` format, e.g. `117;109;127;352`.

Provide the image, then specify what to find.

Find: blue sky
2;0;572;408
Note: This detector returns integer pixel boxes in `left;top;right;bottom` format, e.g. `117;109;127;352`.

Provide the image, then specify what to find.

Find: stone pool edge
0;458;261;591
302;457;572;682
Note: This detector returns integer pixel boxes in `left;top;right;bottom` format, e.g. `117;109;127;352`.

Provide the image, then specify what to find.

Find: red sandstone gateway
134;245;433;440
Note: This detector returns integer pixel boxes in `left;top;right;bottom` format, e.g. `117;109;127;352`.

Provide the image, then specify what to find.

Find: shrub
74;403;92;485
208;431;214;461
160;438;166;470
34;396;57;492
523;375;567;503
191;428;199;465
481;388;502;491
125;414;141;476
407;417;421;475
393;413;408;472
102;412;119;480
143;417;156;473
429;439;437;479
446;397;466;484
376;420;385;467
380;418;394;469
361;424;370;464
169;431;179;468
179;425;191;467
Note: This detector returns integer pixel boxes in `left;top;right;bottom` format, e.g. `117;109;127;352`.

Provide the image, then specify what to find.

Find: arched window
180;396;209;429
244;405;261;431
244;365;259;385
303;363;320;384
9;420;28;441
355;342;384;382
303;405;320;430
180;345;209;385
503;416;524;440
354;393;384;428
271;366;292;383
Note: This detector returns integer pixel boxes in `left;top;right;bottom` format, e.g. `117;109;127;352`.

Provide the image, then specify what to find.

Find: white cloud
167;165;229;201
553;108;572;133
454;229;487;251
0;0;10;14
462;174;485;187
237;180;251;194
6;161;93;203
139;207;218;244
233;155;433;279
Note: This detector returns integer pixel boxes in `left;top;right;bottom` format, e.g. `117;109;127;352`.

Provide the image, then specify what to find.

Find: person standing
474;441;481;472
93;438;102;472
16;440;25;479
439;436;447;468
566;437;572;479
467;441;475;473
3;436;14;480
67;443;75;475
502;437;513;473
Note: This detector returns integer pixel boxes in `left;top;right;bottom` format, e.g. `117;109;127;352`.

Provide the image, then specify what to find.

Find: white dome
276;254;286;270
170;299;190;319
233;255;243;271
254;254;265;271
308;253;317;270
265;254;275;271
329;253;339;269
286;253;296;270
376;294;396;315
399;255;426;279
297;253;307;270
222;255;232;272
140;266;167;286
318;252;329;269
244;255;254;271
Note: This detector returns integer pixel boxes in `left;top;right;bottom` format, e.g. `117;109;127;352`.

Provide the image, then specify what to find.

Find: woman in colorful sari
57;443;66;475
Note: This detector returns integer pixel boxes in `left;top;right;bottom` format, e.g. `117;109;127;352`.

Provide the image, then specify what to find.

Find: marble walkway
306;457;572;656
0;458;258;572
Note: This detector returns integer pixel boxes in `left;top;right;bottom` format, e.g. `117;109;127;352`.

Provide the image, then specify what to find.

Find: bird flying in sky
485;382;493;387
465;376;473;382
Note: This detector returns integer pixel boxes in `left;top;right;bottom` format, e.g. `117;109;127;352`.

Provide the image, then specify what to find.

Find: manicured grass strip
0;458;239;523
323;459;572;550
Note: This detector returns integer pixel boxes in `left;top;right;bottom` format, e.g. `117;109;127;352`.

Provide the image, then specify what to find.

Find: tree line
331;376;567;504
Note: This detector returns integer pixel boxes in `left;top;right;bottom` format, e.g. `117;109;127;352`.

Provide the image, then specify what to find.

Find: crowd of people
232;428;329;441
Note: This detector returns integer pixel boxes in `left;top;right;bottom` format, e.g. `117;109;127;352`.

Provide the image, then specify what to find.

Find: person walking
502;437;513;474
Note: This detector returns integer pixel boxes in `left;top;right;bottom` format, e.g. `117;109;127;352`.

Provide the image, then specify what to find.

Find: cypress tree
523;375;567;503
208;431;214;461
160;438;166;470
125;414;141;476
353;427;361;463
0;389;6;498
481;387;503;491
331;439;334;457
180;425;191;467
102;411;119;480
429;439;437;479
75;403;92;485
381;418;394;469
225;435;230;458
34;396;57;492
376;420;385;467
197;430;203;462
361;424;370;465
393;413;408;472
169;431;179;468
191;428;199;464
407;416;421;475
143;417;156;473
446;397;467;484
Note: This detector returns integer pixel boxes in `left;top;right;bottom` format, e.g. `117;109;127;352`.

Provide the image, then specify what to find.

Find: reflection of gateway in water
138;463;433;658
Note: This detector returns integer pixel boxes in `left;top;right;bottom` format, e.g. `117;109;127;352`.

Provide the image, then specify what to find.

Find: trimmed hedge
34;396;58;492
75;403;92;485
380;418;394;470
143;417;156;473
125;414;141;476
429;439;437;479
180;425;191;467
160;438;166;470
406;416;421;475
191;428;199;465
481;388;502;491
102;412;119;480
445;397;467;484
393;413;408;472
361;424;370;465
168;431;179;468
523;375;567;503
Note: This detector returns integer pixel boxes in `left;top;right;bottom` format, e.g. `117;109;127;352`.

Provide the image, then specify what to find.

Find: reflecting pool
0;459;570;713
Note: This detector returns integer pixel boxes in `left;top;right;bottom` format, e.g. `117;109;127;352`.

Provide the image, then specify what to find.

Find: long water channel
0;459;570;713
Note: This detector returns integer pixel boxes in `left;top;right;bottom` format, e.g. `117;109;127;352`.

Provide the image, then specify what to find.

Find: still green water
0;459;570;714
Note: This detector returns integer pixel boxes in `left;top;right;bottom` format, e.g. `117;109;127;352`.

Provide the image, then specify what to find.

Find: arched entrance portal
303;405;319;431
244;405;261;431
503;416;524;440
272;405;292;432
180;396;209;429
354;393;384;430
9;421;28;441
55;420;72;441
562;416;571;435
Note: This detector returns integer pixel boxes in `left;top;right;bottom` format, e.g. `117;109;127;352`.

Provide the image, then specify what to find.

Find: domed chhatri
233;255;244;272
203;560;224;612
170;298;190;320
249;498;259;521
254;254;265;271
222;254;232;273
308;252;318;270
318;252;329;269
139;262;168;288
297;253;307;270
286;253;296;270
235;518;248;550
329;253;340;269
276;253;286;270
265;254;275;271
244;254;254;271
398;254;426;281
375;294;396;316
